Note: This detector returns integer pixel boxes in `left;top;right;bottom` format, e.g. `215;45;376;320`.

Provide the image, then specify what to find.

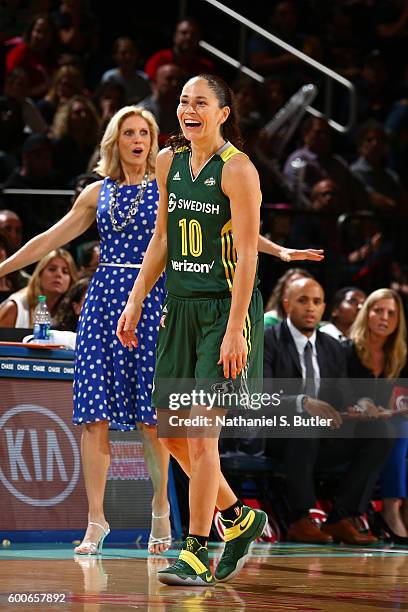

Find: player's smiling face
177;77;230;143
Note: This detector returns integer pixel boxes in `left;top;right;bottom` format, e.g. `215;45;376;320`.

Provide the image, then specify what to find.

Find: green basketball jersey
165;141;259;297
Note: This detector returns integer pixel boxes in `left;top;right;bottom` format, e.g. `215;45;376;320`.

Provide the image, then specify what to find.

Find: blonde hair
46;65;84;105
52;95;100;144
24;249;78;324
94;106;159;182
350;288;407;378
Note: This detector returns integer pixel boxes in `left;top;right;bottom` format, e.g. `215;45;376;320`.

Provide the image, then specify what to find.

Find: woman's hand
218;330;247;379
116;301;142;349
279;247;324;262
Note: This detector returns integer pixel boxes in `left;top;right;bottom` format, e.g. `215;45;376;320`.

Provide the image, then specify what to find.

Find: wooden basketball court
1;541;408;610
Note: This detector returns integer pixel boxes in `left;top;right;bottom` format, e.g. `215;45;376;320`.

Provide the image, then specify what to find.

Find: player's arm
258;234;324;262
116;148;172;347
0;181;101;278
218;154;261;379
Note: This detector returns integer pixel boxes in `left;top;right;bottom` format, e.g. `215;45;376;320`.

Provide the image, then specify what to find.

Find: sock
220;499;243;522
187;534;208;548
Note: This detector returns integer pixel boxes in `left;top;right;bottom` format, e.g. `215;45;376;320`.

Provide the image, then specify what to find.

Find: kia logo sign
0;405;80;507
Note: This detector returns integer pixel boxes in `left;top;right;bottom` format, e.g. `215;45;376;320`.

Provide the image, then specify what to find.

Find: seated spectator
232;74;263;144
0;248;78;327
264;277;393;544
53;0;96;58
101;37;151;104
350;120;407;212
6;13;59;99
351;52;396;125
0;209;30;284
345;288;408;543
264;267;313;329
2;133;62;189
342;216;394;291
283;116;369;210
51;95;100;187
77;240;99;277
53;276;89;332
320;286;366;341
36;64;86;125
290;179;341;252
0;230;27;302
92;80;126;128
0;209;23;250
3;68;47;135
144;17;214;82
139;64;185;147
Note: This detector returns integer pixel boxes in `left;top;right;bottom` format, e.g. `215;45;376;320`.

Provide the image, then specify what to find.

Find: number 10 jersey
165;141;258;298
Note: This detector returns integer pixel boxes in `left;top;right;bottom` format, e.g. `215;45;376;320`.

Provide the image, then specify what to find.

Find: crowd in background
0;0;408;543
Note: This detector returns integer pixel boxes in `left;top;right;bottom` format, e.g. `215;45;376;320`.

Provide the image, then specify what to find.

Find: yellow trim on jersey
220;145;248;163
175;145;190;154
221;219;236;291
244;313;252;355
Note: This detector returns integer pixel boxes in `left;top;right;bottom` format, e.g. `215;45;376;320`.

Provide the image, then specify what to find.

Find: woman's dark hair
92;80;126;111
167;74;243;151
326;286;365;322
265;267;313;318
23;13;59;52
78;240;99;269
53;277;90;331
0;230;26;292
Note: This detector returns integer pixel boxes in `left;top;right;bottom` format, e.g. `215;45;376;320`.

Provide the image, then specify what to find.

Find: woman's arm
258;234;324;262
116;149;172;348
0;301;18;328
218;154;261;379
0;181;100;278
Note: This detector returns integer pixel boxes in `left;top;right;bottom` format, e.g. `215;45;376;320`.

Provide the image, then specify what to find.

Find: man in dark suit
264;277;393;544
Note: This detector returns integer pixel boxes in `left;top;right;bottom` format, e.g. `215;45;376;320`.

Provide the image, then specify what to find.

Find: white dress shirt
287;318;321;411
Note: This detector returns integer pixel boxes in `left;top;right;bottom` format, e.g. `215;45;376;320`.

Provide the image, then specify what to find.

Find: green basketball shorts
152;289;264;410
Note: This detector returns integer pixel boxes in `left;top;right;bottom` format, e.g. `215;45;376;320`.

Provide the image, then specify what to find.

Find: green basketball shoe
215;505;267;582
157;537;216;586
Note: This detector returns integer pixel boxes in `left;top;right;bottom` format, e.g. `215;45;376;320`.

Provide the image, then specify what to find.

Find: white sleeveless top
8;291;31;328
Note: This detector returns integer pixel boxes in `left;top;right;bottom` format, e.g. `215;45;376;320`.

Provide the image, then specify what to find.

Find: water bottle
32;295;51;344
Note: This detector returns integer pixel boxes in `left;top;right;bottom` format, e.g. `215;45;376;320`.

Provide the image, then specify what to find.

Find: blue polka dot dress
73;177;165;430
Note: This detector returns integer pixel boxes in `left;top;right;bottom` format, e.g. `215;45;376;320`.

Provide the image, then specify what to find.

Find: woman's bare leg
75;421;110;551
138;423;171;553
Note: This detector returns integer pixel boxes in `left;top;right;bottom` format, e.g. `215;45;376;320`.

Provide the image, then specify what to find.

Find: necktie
304;341;316;398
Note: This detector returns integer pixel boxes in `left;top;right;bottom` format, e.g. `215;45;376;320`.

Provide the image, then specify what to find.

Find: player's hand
279;247;324;262
116;301;142;349
218;330;247;379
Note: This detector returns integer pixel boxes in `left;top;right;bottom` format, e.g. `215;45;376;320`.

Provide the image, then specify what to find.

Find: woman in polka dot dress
73;106;171;556
0;106;171;556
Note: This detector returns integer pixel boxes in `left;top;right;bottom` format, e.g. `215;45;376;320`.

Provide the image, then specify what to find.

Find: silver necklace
109;174;149;232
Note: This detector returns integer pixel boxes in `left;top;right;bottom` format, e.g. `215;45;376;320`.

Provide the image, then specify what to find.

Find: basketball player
117;73;323;585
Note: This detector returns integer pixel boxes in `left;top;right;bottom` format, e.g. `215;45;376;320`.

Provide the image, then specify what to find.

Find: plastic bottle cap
38;295;46;302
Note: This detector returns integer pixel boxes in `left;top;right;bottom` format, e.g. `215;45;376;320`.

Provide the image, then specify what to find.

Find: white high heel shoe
74;521;110;555
148;506;172;555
